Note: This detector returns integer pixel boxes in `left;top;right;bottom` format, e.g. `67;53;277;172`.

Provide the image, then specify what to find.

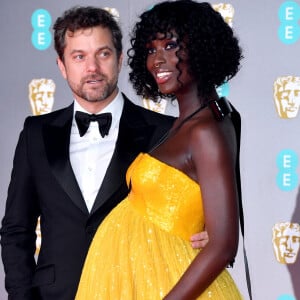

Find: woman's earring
208;97;233;121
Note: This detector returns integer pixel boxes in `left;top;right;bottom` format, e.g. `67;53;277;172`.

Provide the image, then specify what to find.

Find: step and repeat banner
0;1;299;299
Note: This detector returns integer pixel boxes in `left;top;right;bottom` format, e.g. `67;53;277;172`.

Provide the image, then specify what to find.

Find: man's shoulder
26;104;73;122
22;104;73;131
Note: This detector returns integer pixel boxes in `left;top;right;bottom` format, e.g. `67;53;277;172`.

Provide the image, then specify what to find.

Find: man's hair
53;6;123;61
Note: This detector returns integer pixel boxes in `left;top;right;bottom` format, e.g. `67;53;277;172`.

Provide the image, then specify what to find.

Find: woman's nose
153;49;166;67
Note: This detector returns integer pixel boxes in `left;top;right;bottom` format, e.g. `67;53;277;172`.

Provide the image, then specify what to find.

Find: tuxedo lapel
90;97;157;214
43;104;89;214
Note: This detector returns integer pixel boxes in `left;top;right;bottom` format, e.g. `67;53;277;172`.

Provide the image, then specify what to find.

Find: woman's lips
155;71;172;84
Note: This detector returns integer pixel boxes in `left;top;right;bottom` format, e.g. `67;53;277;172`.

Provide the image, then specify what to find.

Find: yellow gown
76;153;243;299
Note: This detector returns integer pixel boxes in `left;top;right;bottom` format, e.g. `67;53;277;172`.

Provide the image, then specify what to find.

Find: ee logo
278;1;300;44
31;9;52;50
276;149;298;191
216;82;229;98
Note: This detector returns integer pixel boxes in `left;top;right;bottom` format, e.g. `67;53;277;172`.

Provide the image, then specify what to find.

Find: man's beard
70;73;118;103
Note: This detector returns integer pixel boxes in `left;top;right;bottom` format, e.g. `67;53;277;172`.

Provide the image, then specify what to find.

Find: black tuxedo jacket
0;94;174;300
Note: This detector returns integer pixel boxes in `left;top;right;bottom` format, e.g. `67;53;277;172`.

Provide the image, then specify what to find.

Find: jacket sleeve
0;118;40;299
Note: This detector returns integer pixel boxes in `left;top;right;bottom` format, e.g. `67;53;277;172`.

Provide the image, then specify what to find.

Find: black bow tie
75;111;112;137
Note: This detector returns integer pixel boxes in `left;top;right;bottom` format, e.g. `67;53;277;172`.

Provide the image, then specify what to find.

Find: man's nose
86;56;99;72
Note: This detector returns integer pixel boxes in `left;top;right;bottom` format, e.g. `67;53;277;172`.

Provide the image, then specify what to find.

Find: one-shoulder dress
76;153;243;299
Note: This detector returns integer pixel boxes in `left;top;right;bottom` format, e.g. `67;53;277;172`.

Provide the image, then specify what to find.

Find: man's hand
190;231;209;249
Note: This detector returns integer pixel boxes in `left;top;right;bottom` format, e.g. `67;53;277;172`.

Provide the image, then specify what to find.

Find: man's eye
74;55;84;60
100;51;110;57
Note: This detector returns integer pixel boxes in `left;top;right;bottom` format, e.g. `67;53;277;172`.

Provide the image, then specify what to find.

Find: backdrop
0;1;299;299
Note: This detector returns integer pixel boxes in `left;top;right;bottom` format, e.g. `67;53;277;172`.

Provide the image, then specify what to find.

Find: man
0;7;207;300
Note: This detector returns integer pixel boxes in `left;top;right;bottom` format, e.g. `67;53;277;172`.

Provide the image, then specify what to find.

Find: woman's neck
176;89;219;120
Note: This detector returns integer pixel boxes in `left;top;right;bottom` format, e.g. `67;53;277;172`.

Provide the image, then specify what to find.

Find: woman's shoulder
189;110;236;158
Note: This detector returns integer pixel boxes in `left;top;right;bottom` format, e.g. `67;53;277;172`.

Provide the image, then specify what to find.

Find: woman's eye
147;48;156;55
166;41;178;50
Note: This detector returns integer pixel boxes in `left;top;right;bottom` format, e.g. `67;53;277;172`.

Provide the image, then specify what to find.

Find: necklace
149;103;207;153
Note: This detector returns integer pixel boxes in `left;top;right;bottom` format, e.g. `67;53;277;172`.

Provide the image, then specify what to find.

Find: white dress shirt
69;92;124;212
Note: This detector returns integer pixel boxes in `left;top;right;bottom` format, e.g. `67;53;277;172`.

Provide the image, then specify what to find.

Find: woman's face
146;33;195;96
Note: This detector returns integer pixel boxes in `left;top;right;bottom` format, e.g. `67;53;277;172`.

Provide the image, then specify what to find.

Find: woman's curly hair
127;0;243;101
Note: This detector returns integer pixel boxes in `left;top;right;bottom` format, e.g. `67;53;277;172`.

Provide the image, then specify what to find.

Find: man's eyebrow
96;46;114;52
69;49;84;55
69;46;114;55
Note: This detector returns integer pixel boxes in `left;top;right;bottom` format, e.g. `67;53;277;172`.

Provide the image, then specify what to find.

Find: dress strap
148;102;206;153
149;97;232;153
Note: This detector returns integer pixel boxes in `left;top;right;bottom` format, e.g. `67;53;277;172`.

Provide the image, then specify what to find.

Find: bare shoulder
189;108;237;163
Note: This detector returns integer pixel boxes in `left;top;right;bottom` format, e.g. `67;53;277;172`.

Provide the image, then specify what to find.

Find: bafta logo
212;3;235;27
272;222;300;264
29;78;56;255
103;7;120;22
142;97;168;114
35;217;41;256
29;78;55;116
273;76;300;119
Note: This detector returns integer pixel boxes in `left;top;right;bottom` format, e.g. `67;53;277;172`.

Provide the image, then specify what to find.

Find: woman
76;1;243;298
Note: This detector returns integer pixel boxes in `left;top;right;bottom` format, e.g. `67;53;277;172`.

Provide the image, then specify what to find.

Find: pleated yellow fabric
76;153;243;299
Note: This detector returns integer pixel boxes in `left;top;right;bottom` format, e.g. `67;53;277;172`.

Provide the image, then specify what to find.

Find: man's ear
57;57;67;79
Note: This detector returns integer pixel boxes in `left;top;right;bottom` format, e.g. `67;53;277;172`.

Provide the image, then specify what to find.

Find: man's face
57;26;123;111
275;79;300;118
